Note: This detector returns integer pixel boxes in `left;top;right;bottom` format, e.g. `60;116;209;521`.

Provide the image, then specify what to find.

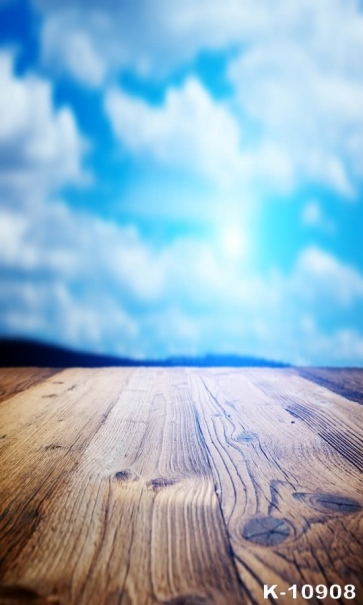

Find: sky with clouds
0;0;363;365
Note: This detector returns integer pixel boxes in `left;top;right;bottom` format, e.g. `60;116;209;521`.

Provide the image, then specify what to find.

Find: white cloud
2;6;363;364
0;210;28;264
1;183;363;365
105;78;300;192
36;0;269;84
34;0;363;196
105;77;244;188
295;327;363;366
294;246;363;306
0;52;87;209
228;3;363;196
42;24;107;87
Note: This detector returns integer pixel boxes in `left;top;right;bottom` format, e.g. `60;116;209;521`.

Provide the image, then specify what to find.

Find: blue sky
0;0;363;365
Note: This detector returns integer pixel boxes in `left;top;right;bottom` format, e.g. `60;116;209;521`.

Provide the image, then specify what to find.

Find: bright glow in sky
220;226;246;261
0;0;363;365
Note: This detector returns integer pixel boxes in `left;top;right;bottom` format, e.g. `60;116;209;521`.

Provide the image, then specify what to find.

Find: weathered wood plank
115;368;244;605
0;368;59;405
189;368;363;605
253;369;363;471
295;367;363;405
0;368;134;579
0;368;244;605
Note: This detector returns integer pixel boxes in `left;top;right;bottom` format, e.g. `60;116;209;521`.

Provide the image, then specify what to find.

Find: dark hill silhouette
0;338;289;368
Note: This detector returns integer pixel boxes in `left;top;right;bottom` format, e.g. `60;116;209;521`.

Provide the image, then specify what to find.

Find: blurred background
0;0;363;365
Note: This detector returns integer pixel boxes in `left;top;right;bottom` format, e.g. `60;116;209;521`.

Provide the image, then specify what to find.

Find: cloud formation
1;186;362;365
0;53;87;208
34;0;363;196
37;0;264;82
105;78;243;188
1;3;363;365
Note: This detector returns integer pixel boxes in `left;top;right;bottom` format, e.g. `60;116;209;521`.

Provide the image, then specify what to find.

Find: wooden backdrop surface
0;367;362;605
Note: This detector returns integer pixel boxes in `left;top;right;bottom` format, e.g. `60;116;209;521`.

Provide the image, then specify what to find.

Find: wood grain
189;368;363;605
254;369;363;471
0;368;59;405
296;367;363;406
0;369;243;605
0;367;362;604
0;368;133;577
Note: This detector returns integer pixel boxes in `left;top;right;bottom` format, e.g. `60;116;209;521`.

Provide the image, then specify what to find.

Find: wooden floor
0;367;363;605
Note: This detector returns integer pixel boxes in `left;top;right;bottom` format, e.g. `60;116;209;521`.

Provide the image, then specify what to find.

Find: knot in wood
235;432;254;443
147;477;177;492
311;493;362;514
294;492;362;514
115;469;134;482
242;516;290;546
